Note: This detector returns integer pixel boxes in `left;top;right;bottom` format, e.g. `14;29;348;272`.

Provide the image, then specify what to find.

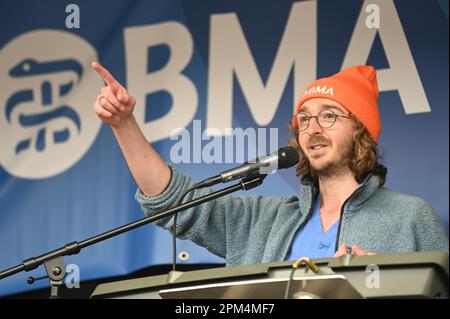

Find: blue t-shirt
287;198;339;260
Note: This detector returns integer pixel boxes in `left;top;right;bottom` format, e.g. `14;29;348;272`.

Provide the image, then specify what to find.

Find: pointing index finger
92;62;122;92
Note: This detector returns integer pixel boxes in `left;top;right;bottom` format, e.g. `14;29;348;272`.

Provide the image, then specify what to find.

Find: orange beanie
292;65;381;142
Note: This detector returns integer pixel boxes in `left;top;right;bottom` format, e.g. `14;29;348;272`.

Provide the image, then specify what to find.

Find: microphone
194;146;299;189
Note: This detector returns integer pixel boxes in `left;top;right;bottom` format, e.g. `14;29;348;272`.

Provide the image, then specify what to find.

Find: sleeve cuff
134;165;191;213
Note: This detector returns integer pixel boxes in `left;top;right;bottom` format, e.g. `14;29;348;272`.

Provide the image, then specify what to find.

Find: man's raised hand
92;62;136;128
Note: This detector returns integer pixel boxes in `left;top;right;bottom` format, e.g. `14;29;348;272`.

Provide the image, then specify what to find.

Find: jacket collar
299;173;382;212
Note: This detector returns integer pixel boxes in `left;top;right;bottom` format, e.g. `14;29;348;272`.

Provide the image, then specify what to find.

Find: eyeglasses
293;109;352;131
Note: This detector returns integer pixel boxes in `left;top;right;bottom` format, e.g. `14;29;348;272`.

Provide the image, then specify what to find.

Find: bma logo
0;30;103;179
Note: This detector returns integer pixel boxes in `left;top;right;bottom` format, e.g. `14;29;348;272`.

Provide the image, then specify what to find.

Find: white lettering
365;4;380;29
365;264;381;288
124;22;198;142
207;1;317;136
343;0;430;114
65;4;80;29
175;303;209;316
169;120;278;164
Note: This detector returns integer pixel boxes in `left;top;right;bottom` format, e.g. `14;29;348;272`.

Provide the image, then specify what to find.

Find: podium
90;251;449;299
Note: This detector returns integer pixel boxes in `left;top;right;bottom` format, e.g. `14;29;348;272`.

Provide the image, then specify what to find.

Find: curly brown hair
288;116;387;185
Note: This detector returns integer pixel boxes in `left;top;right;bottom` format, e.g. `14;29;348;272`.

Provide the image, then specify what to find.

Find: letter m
315;86;327;94
207;1;317;136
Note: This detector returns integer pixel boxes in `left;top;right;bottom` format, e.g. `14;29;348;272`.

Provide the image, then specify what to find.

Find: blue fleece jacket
136;166;449;266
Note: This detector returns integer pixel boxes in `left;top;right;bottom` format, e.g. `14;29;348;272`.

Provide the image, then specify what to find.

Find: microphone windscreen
278;146;300;169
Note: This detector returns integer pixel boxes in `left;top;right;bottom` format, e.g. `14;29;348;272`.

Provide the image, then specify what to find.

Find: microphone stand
0;175;266;298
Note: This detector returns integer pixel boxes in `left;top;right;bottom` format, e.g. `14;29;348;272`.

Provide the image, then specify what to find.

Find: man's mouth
308;143;329;158
309;144;328;150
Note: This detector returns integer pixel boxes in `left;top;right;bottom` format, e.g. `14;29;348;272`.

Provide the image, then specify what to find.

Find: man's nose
307;116;323;135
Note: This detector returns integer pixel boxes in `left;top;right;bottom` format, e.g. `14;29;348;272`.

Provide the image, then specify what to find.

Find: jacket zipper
334;196;352;252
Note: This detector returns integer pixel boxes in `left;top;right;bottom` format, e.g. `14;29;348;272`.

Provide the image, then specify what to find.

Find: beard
303;136;354;178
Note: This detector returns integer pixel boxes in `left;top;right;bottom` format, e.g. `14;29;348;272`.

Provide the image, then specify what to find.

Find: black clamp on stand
27;257;67;298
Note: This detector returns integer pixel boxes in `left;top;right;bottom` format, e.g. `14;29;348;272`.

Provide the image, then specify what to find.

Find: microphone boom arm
0;175;266;289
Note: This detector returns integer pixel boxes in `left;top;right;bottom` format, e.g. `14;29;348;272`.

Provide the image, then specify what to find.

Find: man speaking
92;62;448;266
